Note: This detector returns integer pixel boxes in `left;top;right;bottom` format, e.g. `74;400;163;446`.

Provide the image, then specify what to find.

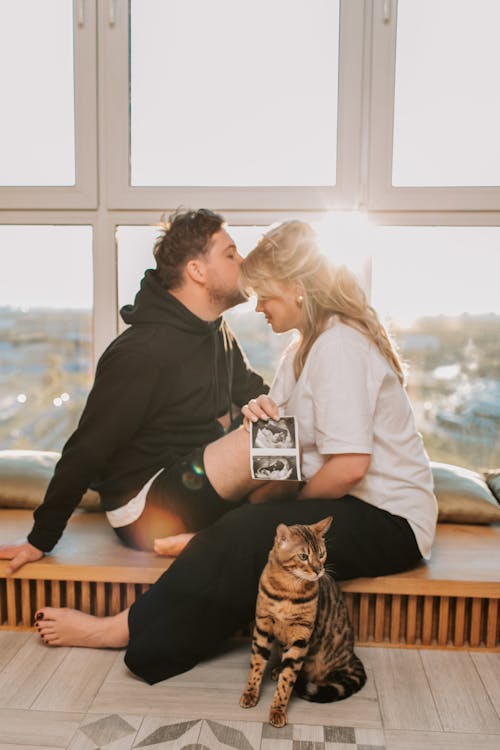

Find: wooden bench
1;509;499;651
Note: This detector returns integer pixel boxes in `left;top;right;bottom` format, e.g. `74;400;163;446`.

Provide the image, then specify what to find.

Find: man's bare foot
34;607;129;648
153;532;195;557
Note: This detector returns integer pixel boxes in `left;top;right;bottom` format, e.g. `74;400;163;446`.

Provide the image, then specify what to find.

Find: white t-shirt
269;318;438;559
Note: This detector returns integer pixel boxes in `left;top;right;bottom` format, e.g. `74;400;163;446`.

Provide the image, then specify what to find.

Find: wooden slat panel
66;580;76;609
35;579;45;613
486;598;499;649
470;598;483;648
390;594;402;644
6;579;17;627
110;583;121;615
20;580;31;627
125;583;136;609
437;596;450;646
406;596;417;645
95;582;106;617
0;580;5;625
422;596;434;646
50;580;61;608
81;582;91;613
454;598;466;647
374;594;385;642
359;594;370;642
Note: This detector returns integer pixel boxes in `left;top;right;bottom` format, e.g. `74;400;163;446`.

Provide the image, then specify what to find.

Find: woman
34;221;437;685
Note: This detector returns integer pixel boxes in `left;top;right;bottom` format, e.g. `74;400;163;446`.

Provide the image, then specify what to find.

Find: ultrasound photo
250;415;301;481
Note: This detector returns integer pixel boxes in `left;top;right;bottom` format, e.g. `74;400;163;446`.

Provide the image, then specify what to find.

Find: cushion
484;469;500;503
0;450;101;511
431;461;500;524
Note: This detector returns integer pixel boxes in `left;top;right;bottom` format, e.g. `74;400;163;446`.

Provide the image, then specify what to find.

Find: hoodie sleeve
230;336;269;406
27;344;161;552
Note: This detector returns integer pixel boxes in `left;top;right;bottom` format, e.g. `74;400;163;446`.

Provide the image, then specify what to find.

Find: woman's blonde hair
241;220;404;383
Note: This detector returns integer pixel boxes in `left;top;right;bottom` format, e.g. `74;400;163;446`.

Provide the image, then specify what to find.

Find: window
393;0;500;187
0;0;97;208
371;226;500;469
105;0;363;209
130;0;339;187
0;0;75;186
0;226;93;451
369;0;500;209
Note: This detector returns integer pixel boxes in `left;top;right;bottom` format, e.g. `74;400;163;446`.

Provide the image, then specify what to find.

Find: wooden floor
0;631;499;749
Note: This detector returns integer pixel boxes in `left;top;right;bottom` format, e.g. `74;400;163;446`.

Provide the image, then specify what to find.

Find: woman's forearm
298;453;371;500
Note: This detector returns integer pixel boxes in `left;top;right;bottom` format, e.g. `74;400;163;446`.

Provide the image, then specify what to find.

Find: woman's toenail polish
36;612;44;620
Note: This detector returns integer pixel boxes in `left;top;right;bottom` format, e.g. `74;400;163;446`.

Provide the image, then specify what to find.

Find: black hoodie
28;270;268;552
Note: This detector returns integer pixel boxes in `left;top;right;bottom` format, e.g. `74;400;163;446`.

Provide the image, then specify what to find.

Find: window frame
368;0;500;211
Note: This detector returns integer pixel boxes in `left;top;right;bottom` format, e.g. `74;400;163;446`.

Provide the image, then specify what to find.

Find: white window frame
0;0;97;209
368;0;500;211
102;0;366;211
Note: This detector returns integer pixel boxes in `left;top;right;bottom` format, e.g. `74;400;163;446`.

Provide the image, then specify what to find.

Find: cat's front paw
269;708;287;728
240;689;259;708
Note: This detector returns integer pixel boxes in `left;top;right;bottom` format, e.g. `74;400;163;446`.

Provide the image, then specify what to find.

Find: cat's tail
295;656;367;703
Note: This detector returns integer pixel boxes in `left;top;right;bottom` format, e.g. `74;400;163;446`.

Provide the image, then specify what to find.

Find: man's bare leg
204;425;260;500
34;607;129;649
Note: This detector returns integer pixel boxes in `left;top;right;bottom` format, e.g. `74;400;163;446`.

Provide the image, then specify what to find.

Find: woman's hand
241;395;279;431
0;540;44;574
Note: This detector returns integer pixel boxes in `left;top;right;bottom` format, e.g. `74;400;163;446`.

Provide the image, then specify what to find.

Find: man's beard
208;284;247;312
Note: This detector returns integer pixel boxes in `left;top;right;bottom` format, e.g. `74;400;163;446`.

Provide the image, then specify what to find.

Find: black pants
125;496;422;684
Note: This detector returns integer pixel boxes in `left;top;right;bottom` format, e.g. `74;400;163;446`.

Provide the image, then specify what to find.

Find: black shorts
113;447;241;551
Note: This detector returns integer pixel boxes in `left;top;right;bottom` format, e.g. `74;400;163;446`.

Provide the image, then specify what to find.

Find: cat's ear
275;523;291;548
311;516;333;537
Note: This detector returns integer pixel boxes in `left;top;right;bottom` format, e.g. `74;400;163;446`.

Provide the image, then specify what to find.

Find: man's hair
153;208;225;290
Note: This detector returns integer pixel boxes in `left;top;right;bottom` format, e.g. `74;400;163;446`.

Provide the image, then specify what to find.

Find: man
0;208;268;574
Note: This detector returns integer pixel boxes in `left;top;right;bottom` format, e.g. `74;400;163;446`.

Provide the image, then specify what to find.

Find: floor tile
133;716;202;749
199;719;263;750
0;707;82;747
33;647;118;712
385;729;500;749
0;635;69;709
367;649;441;732
421;650;500;733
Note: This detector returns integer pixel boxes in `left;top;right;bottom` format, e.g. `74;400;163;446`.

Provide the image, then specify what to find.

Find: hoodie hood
120;269;223;336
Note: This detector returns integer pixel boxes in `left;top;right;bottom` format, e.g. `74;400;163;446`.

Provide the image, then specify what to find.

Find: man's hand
0;540;44;574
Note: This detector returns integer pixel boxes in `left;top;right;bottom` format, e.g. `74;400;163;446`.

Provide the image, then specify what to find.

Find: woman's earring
296;295;304;306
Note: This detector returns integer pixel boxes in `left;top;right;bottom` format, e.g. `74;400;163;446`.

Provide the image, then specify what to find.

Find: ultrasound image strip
250;416;301;481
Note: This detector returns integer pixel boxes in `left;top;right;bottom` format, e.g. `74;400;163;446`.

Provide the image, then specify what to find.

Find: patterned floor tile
132;716;203;749
199;719;263;750
69;713;143;750
324;726;356;744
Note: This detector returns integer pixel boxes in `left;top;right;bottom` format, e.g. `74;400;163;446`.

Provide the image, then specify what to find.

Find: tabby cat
240;516;366;728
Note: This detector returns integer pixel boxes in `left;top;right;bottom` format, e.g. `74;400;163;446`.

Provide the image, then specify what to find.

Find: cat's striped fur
240;516;366;728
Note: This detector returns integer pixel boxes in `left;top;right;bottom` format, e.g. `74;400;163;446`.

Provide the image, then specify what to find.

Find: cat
240;516;366;728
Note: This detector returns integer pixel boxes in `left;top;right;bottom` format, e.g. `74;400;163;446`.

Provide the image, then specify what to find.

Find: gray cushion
0;450;100;511
484;469;500;503
431;461;500;524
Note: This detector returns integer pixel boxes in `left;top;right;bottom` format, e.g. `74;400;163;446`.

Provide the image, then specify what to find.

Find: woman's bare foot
34;607;129;648
153;532;195;556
